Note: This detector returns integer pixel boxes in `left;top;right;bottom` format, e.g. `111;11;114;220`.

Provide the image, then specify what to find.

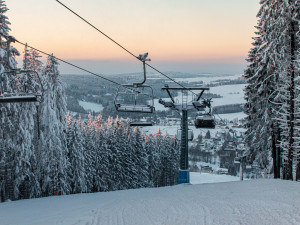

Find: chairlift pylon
177;129;194;141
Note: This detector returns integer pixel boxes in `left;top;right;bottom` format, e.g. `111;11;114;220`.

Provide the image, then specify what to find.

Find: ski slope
1;174;299;225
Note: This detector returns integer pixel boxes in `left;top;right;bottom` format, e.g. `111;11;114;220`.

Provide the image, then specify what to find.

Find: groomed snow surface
1;173;300;225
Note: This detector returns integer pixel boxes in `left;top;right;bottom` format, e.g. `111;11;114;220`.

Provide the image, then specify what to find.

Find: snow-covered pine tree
274;0;300;180
13;44;44;200
66;116;87;194
0;0;24;201
122;123;139;189
245;0;300;180
39;54;70;196
81;113;96;193
130;126;149;188
144;133;159;187
245;0;281;174
93;115;109;192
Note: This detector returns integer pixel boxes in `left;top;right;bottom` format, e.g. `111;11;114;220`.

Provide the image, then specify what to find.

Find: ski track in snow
0;177;300;225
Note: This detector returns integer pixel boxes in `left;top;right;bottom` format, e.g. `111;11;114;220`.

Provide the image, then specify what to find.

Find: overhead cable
55;0;198;95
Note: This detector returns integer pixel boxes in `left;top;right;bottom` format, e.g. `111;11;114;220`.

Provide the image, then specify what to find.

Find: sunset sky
7;0;260;75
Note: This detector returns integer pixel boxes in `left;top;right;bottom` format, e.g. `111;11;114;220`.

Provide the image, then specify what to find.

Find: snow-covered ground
1;175;299;225
210;84;246;107
174;74;243;83
217;111;246;121
190;172;240;184
79;100;104;113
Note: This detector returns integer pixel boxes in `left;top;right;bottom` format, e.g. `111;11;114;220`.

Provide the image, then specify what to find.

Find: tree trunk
271;123;278;178
276;125;281;178
286;20;296;180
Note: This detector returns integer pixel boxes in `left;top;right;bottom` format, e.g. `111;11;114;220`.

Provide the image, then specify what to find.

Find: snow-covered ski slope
0;175;299;225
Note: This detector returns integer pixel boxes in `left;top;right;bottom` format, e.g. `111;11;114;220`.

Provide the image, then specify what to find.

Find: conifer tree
39;54;70;195
0;0;22;201
245;0;300;180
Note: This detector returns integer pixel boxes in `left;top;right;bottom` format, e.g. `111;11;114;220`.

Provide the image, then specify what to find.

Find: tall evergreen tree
39;54;70;195
245;0;300;180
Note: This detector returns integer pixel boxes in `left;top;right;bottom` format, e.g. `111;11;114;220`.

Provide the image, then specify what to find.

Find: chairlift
114;84;155;113
129;121;153;127
0;35;42;103
0;69;42;103
114;53;155;127
194;98;215;129
194;113;215;129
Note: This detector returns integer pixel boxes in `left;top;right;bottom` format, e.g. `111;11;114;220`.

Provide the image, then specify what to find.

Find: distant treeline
213;104;244;114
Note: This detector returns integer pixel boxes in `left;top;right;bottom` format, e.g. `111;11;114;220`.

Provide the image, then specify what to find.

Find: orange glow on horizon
7;0;260;72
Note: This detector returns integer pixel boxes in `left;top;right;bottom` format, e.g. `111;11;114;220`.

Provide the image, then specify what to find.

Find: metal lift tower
159;85;209;184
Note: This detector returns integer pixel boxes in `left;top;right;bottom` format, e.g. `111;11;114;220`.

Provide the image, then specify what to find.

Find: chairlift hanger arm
163;85;175;103
196;89;205;101
134;53;151;87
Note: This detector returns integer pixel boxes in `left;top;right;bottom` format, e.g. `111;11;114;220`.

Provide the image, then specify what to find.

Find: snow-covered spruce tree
66;116;87;194
104;117;125;191
274;0;300;180
13;44;43;200
81;113;96;193
39;54;70;196
245;0;300;180
130;126;149;188
93;115;110;192
0;0;25;201
244;0;296;178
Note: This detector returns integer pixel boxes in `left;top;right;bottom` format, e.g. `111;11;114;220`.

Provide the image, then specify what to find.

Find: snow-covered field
210;84;246;107
217;111;246;121
79;100;104;113
1;175;299;225
190;172;241;184
174;74;243;83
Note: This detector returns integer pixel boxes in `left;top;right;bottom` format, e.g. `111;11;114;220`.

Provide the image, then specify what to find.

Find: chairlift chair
114;53;155;126
194;114;215;129
0;69;42;103
129;121;153;127
114;84;155;113
194;108;216;129
194;98;215;129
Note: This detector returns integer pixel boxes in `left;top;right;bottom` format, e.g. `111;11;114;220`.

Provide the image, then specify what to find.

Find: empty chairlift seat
0;69;42;104
194;114;215;129
0;93;39;103
114;85;155;113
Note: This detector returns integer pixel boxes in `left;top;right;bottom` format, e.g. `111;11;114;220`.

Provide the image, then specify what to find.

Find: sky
6;0;260;75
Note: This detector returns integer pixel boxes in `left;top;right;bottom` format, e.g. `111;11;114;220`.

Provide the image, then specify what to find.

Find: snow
190;172;241;184
174;74;243;83
217;112;246;121
210;84;246;107
1;177;299;225
78;100;104;112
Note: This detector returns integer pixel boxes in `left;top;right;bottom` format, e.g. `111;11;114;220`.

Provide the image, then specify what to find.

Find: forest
0;1;179;202
1;0;300;204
